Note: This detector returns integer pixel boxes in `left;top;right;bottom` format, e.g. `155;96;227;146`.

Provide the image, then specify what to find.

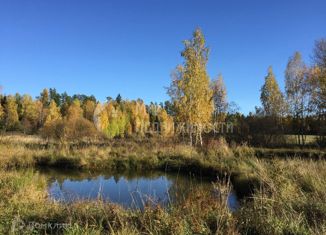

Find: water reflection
38;168;239;210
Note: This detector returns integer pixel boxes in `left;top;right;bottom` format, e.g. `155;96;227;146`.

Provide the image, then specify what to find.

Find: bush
41;118;98;143
206;137;232;158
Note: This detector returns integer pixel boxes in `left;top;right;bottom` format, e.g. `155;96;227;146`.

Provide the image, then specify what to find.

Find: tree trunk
189;126;193;146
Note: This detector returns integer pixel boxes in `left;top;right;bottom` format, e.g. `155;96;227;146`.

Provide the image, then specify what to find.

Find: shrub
206;137;232;158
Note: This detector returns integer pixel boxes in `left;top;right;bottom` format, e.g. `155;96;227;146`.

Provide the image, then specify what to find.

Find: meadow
0;134;325;234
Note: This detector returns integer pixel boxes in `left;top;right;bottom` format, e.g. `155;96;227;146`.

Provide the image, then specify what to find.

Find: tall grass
0;170;237;234
0;134;325;234
237;159;326;234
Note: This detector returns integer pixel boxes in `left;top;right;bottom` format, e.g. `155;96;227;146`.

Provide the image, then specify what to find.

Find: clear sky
0;0;325;114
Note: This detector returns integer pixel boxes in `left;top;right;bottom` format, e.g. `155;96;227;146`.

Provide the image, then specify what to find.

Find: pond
39;169;239;211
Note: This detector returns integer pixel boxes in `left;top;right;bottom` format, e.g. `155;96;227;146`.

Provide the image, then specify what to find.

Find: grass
0;170;237;234
0;134;325;234
237;159;326;234
283;134;318;145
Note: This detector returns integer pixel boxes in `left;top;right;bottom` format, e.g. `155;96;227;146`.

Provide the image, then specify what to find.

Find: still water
39;169;239;211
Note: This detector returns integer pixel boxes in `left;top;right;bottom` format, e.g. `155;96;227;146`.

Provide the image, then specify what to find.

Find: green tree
106;102;128;138
163;100;176;116
168;28;213;145
116;94;122;104
49;88;61;106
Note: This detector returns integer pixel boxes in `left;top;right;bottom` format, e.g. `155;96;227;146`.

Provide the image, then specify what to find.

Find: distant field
283;135;318;145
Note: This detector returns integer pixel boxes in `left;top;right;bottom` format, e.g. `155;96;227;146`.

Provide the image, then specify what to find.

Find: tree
93;100;130;139
163;101;176;116
259;67;285;145
67;99;83;121
126;100;149;136
313;38;326;69
147;103;174;136
168;28;213;145
157;108;174;137
260;66;285;117
15;93;23;120
60;92;72;116
39;88;50;107
116;94;122;104
94;103;108;133
0;103;4;128
49;88;61;106
311;39;326;144
147;102;160;124
41;100;63;141
211;74;228;121
21;95;39;133
105;102;128;138
312;39;326;116
5;96;19;130
83;100;96;121
285;52;309;145
44;100;62;126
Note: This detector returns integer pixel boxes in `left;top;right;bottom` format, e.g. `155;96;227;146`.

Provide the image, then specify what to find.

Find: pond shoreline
1;135;326;234
1;136;325;199
40;167;240;211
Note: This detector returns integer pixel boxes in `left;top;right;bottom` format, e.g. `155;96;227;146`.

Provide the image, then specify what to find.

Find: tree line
0;29;325;147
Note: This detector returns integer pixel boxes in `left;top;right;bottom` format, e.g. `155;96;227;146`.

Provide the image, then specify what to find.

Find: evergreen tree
49;88;61;106
116;94;122;104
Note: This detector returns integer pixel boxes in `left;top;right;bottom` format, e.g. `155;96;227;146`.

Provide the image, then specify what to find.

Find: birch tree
5;96;19;130
261;66;285;117
168;28;213;146
211;74;228;122
285;52;310;145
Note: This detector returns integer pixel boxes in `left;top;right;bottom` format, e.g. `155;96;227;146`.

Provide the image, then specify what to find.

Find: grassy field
0;134;325;234
283;135;318;145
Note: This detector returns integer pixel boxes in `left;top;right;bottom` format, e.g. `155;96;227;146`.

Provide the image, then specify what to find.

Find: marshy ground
0;134;325;234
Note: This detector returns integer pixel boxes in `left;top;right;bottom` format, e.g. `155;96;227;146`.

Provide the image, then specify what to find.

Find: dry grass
0;170;238;234
0;134;325;234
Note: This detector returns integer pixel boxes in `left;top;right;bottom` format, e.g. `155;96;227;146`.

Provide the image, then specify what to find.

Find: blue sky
0;0;325;114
